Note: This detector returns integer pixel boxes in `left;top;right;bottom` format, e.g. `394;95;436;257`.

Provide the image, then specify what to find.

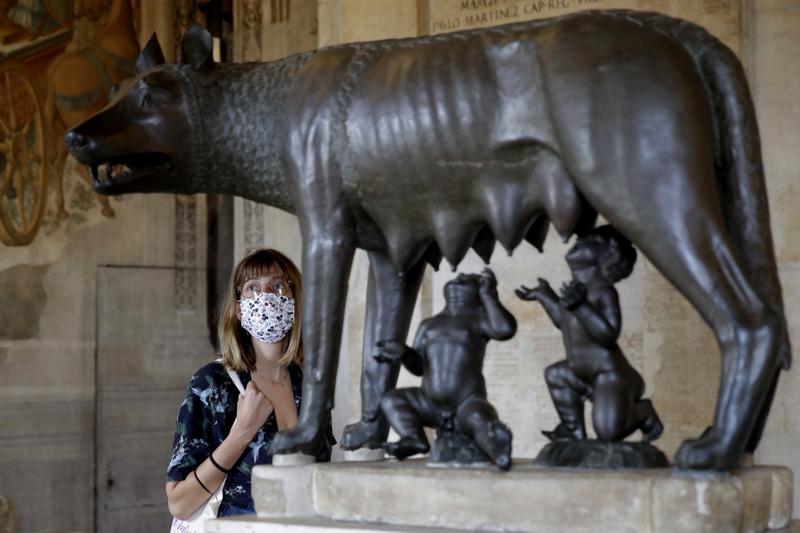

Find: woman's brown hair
218;249;303;372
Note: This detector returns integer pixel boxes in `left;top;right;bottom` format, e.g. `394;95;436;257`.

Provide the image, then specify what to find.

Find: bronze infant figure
376;269;515;470
518;226;667;467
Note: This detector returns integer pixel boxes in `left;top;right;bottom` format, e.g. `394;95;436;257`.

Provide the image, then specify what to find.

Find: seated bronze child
516;225;662;444
375;268;516;470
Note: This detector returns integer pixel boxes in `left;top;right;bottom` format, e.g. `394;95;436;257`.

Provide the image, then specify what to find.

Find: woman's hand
232;381;274;441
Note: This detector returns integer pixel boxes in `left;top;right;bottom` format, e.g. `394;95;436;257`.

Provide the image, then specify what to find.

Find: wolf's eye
141;93;154;110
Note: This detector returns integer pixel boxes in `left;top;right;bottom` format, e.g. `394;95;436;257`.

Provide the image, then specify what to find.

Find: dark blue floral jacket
167;361;333;512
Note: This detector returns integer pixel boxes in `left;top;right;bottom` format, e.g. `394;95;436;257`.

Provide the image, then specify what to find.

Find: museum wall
0;1;797;532
0;1;214;531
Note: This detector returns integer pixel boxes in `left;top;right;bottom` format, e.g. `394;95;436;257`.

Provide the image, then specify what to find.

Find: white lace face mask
239;292;295;344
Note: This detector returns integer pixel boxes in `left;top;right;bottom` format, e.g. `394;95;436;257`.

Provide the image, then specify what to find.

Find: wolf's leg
591;182;782;470
744;368;780;454
272;214;356;455
341;252;426;450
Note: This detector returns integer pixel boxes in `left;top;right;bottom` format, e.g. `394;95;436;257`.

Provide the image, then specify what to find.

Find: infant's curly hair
582;225;637;283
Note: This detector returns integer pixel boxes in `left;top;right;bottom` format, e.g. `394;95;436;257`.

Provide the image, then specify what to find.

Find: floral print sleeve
166;360;335;514
167;363;230;482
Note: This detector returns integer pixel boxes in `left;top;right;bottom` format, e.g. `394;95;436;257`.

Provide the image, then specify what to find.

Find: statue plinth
206;461;792;532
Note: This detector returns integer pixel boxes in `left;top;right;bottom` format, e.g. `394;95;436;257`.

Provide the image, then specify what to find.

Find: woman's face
235;266;294;320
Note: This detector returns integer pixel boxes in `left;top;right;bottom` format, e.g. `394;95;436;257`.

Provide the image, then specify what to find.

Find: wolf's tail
616;10;791;369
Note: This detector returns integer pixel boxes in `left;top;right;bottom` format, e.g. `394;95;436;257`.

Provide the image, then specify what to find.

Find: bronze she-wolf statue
66;9;790;470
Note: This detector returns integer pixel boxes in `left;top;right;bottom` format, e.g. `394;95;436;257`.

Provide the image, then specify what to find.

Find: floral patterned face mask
239;292;295;344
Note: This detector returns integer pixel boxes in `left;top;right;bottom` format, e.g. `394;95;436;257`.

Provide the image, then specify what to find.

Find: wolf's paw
272;423;323;456
341;417;387;451
674;431;738;471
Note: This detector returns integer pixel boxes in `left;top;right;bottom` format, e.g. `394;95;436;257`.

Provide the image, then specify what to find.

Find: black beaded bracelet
209;454;232;475
193;469;212;495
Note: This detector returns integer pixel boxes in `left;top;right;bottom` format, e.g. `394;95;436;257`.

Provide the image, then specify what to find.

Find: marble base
209;461;793;532
205;516;474;532
272;453;316;467
343;447;385;462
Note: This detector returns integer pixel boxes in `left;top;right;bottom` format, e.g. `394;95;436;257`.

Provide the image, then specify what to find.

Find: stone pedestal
206;461;793;532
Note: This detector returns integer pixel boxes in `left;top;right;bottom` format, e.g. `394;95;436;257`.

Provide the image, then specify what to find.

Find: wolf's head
66;25;215;195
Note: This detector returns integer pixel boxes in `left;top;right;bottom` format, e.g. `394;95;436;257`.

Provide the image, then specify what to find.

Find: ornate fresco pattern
0;0;142;246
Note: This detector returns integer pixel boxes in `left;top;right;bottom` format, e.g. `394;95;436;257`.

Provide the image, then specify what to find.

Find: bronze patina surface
67;11;789;470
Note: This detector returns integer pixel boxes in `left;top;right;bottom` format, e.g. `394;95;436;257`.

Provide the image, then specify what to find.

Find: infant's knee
593;404;628;441
456;397;497;431
592;382;633;441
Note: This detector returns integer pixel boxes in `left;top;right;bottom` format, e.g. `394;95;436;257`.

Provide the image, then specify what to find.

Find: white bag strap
216;358;246;394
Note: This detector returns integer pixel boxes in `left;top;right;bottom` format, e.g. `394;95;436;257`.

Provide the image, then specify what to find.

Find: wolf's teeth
91;165;98;182
110;164;131;179
105;162;111;181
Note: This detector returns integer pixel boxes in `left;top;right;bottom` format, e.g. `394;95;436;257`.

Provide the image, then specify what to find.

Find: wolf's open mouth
91;153;173;186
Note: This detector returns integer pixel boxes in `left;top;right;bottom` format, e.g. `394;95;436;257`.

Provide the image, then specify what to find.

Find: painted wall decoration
240;0;261;61
0;0;140;246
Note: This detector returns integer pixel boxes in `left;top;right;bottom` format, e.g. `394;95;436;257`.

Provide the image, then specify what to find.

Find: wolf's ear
137;34;165;73
180;24;214;71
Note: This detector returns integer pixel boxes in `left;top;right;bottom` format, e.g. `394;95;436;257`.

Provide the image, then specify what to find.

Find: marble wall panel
95;265;214;532
0;265;48;340
747;0;800;518
0;2;215;531
0;457;94;533
0;181;206;530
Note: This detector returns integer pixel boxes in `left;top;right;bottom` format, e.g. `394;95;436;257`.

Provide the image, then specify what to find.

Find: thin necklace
254;366;288;385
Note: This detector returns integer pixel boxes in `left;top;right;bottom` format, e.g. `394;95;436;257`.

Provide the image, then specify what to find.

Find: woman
166;249;333;518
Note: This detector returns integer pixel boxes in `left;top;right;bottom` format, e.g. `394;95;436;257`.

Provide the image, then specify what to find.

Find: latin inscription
430;0;613;34
428;0;741;39
703;0;732;15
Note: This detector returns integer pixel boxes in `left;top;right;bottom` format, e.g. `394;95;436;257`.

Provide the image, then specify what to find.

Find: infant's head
567;225;637;283
444;273;481;307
